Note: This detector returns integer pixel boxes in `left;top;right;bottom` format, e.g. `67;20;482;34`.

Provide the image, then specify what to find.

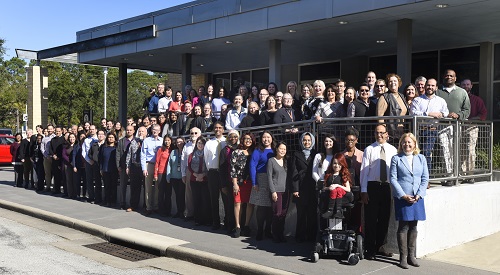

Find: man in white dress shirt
410;78;449;172
360;124;398;260
204;122;226;229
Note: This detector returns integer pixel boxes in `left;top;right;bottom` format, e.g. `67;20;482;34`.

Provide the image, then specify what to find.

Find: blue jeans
420;128;437;171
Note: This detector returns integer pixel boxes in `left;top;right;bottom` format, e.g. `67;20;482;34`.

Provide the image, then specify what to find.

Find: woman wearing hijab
290;132;317;242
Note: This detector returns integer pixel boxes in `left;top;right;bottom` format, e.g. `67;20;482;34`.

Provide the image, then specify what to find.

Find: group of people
9;68;487;269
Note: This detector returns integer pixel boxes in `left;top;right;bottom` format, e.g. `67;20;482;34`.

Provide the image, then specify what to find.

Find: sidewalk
0;167;497;275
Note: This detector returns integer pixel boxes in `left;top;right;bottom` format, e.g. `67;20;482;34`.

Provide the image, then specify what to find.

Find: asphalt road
0;207;229;275
0;166;497;275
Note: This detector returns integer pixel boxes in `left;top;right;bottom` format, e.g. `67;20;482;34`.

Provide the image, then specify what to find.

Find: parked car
0;134;15;164
0;128;13;135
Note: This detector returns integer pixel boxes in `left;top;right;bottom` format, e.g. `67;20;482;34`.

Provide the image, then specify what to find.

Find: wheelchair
310;180;364;265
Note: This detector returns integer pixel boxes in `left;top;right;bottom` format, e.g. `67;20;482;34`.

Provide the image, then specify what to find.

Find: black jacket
290;149;317;205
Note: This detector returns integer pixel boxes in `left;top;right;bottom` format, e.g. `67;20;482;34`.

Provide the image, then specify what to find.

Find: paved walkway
0;166;497;275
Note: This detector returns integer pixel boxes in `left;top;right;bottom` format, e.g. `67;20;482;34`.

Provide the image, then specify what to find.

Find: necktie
380;145;387;182
215;139;222;168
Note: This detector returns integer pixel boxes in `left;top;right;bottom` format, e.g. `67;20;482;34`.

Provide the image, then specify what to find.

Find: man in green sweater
436;69;471;186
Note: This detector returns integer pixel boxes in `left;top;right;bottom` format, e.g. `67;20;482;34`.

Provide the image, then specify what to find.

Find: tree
0;38;28;131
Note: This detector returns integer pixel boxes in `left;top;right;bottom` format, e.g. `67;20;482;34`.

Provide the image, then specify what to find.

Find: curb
0;199;296;275
167;245;296;275
0;199;110;239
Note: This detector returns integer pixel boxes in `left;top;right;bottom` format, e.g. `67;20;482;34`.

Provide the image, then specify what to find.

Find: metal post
454;120;460;185
103;67;108;119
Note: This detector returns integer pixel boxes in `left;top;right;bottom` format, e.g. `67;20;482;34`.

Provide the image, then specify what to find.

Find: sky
0;0;192;59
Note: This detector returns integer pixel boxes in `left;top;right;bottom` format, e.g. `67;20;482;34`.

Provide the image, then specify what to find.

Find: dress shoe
232;227;241;238
441;180;454;187
144;210;153;216
463;178;475;184
184;216;194;222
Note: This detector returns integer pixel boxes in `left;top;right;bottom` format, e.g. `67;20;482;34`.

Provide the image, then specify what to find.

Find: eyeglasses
243;138;252;141
359;89;369;92
346;139;357;142
190;132;199;135
376;85;385;88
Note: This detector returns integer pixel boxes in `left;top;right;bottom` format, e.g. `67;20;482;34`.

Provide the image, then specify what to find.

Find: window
369;55;397;81
440;46;479;82
300;62;340;85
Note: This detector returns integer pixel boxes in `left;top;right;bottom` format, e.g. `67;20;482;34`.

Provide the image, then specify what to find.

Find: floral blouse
230;149;251;185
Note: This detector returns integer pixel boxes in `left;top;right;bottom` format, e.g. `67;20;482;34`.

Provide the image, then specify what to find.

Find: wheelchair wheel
356;235;364;260
348;253;360;265
311;252;320;263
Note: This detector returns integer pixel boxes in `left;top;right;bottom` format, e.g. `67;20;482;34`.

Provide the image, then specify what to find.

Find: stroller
310;180;364;265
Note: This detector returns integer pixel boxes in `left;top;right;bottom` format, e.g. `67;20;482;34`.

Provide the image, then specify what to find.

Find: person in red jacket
154;135;173;216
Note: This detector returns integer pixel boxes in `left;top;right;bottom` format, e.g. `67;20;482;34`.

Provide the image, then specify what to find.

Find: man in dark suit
49;126;65;194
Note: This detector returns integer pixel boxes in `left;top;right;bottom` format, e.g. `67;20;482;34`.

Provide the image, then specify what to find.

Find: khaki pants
43;157;53;190
144;163;158;211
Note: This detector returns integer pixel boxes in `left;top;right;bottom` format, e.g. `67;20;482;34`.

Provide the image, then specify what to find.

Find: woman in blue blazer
390;132;428;269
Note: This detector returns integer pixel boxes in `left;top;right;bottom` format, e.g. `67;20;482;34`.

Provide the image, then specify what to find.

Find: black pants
129;164;143;210
34;160;45;191
158;173;173;216
14;164;24;187
191;180;211;225
295;195;317;241
73;166;86;198
52;159;62;193
171;178;185;216
103;170;118;205
207;170;221;226
222;188;235;230
85;162;102;203
364;182;392;255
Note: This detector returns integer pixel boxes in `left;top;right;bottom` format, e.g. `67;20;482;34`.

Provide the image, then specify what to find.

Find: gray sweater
267;157;287;193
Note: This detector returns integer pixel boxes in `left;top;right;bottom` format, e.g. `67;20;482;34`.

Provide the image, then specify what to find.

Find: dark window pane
492;83;500;120
213;73;230;91
232;71;251;91
494;44;500;81
440;46;479;83
369;55;397;81
412;51;439;81
252;69;269;90
300;62;340;85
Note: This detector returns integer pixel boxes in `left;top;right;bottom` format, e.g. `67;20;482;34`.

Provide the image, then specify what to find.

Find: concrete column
27;66;48;128
118;63;128;126
397;19;412;85
479;42;493;120
269;39;282;89
182;53;192;97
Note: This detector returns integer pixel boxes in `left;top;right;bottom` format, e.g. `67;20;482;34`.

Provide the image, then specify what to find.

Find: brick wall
167;73;207;93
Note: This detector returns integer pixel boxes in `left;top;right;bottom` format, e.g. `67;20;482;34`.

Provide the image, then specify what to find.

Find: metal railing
181;115;493;185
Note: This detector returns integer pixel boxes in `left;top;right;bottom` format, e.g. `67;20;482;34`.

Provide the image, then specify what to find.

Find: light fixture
198;64;204;67
435;4;448;8
338;21;348;25
122;58;129;61
147;54;154;57
288;29;296;33
191;46;197;49
225;40;233;44
376;40;385;44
